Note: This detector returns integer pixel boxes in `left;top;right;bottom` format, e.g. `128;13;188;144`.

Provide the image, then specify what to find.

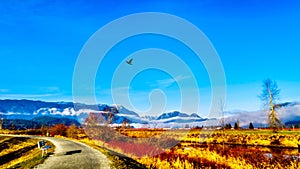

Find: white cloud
41;86;60;92
154;75;191;88
224;103;300;127
0;86;64;100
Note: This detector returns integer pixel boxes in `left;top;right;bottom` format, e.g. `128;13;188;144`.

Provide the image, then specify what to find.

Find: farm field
0;136;54;169
1;128;300;169
89;128;300;169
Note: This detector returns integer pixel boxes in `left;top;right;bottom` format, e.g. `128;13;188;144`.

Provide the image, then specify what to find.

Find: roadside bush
50;124;67;136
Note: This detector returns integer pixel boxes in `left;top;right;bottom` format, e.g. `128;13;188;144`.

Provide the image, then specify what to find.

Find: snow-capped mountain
190;113;202;118
0;99;149;124
111;104;139;116
0;99;109;120
110;104;148;124
141;115;157;121
1;99;299;128
157;111;189;120
0;99;205;128
156;111;205;123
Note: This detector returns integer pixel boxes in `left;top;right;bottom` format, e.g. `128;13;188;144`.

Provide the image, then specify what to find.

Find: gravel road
34;137;112;169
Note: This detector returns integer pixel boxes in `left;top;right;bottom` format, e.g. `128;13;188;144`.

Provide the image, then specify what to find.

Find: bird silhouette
126;58;133;65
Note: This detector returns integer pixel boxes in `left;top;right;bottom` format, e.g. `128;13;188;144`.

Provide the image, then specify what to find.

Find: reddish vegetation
108;141;164;157
50;124;67;136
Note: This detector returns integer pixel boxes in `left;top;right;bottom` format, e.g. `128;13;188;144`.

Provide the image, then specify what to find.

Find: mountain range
0;99;300;128
2;116;80;129
0;99;205;128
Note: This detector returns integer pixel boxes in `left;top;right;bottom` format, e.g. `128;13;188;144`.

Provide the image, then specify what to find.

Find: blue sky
0;0;300;116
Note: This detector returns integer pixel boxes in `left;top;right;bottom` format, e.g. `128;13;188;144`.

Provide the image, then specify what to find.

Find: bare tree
218;100;225;129
260;78;282;132
0;117;3;130
67;124;78;139
84;112;116;142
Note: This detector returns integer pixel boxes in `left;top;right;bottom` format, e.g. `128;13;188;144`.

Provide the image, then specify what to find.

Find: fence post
38;140;46;157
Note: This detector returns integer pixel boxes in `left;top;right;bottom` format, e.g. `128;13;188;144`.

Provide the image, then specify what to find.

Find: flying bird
126;58;133;65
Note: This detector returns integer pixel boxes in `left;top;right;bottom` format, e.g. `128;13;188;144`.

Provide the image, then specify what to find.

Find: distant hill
285;120;300;128
2;119;39;130
1;116;80;129
32;116;80;127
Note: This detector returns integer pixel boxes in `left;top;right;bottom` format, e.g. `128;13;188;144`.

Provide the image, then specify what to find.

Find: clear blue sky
0;0;300;117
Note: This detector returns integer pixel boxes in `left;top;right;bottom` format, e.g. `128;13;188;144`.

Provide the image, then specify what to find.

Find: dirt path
34;137;112;169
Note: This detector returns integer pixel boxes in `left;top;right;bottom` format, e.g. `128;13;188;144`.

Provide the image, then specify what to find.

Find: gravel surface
34;137;112;169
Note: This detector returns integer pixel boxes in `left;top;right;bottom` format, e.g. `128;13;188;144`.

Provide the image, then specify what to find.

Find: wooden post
38;140;46;157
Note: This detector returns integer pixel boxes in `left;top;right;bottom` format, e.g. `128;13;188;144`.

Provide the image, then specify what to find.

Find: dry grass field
90;128;300;169
0;136;55;169
2;128;300;169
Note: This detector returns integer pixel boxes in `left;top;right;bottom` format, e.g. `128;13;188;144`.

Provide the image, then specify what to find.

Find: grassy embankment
0;135;55;169
77;138;148;169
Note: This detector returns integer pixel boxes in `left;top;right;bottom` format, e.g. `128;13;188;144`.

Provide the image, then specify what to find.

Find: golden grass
138;147;300;169
138;148;254;169
0;136;55;169
106;129;300;169
6;127;298;169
